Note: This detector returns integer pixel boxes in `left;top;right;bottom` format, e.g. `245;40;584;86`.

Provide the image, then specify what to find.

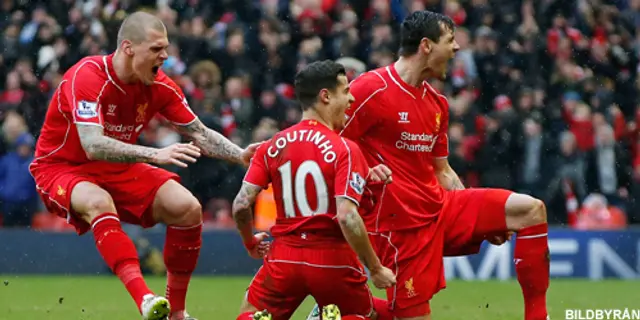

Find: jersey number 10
278;160;329;218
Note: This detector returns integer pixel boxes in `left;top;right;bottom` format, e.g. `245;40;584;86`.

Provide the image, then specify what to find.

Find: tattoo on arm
336;197;380;271
434;158;465;191
340;208;364;237
232;183;263;231
176;119;244;164
339;208;369;267
77;124;158;163
437;171;465;191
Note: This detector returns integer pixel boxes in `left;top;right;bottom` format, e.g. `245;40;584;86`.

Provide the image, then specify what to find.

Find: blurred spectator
185;60;223;114
222;75;254;143
571;193;627;230
0;132;37;227
585;124;632;209
517;117;553;199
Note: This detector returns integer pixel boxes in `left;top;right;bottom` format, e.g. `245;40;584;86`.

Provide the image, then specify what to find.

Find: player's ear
121;40;134;56
421;37;432;55
319;88;330;104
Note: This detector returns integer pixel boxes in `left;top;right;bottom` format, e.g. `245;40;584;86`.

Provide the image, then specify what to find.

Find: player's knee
525;198;547;226
82;194;116;220
71;182;116;221
506;194;547;230
163;196;202;226
182;198;202;225
516;197;547;229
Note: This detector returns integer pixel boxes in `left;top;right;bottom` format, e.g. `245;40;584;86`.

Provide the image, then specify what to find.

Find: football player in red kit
29;11;258;320
311;10;549;320
232;60;396;320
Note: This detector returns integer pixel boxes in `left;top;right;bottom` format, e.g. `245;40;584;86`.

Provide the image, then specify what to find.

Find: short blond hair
117;11;166;45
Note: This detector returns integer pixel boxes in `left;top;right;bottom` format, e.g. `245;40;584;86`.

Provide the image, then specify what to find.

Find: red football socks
515;223;550;320
91;213;152;311
164;223;202;316
342;316;371;320
373;297;393;320
236;311;256;320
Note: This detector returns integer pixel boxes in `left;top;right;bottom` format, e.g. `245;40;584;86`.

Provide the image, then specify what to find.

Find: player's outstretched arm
176;119;257;166
232;182;269;258
77;124;201;167
335;197;379;270
232;182;261;241
336;197;396;288
432;157;465;190
77;124;160;163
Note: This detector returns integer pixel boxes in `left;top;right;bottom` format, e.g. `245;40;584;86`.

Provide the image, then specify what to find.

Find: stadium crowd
0;0;638;229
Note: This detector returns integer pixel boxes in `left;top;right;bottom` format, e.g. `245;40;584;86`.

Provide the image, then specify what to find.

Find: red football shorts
246;234;374;320
30;161;179;235
369;188;512;318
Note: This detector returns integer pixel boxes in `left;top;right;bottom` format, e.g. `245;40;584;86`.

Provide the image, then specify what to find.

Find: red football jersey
340;64;450;232
244;120;369;241
33;54;197;166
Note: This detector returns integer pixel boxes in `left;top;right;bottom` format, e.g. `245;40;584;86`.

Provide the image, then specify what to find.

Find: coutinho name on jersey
396;131;439;153
267;129;337;163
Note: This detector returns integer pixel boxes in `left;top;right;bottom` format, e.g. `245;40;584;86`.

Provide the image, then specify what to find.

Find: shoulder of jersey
152;69;183;91
422;80;449;107
341;137;362;151
270;127;288;140
350;68;389;94
64;56;106;80
251;139;270;159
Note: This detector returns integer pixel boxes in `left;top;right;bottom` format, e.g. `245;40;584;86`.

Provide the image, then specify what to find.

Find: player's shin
91;212;153;311
514;222;549;320
164;223;203;317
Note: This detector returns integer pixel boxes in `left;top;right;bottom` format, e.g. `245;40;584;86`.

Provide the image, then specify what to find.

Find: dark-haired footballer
310;10;550;320
232;60;396;320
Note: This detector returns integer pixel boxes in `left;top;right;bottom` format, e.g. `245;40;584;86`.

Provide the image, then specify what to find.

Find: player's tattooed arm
176;119;244;164
232;182;263;243
77;124;158;163
336;197;383;272
432;157;466;190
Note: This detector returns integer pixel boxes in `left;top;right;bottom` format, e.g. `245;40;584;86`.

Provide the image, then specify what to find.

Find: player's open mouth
152;66;160;75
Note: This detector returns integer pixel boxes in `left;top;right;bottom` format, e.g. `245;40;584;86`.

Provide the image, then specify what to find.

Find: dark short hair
294;60;346;110
399;10;455;57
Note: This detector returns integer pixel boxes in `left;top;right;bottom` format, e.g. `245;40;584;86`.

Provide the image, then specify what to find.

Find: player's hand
488;231;514;246
247;232;271;259
370;266;396;289
153;143;201;168
240;142;262;167
367;164;392;184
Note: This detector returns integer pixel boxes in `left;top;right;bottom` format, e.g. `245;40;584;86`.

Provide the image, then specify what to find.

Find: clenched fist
370;266;397;289
367;164;393;184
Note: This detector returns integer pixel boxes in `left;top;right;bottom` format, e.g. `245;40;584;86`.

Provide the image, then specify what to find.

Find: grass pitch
0;276;636;319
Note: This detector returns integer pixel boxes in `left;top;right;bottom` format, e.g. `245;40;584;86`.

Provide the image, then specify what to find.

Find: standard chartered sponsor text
396;131;438;152
104;122;134;140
